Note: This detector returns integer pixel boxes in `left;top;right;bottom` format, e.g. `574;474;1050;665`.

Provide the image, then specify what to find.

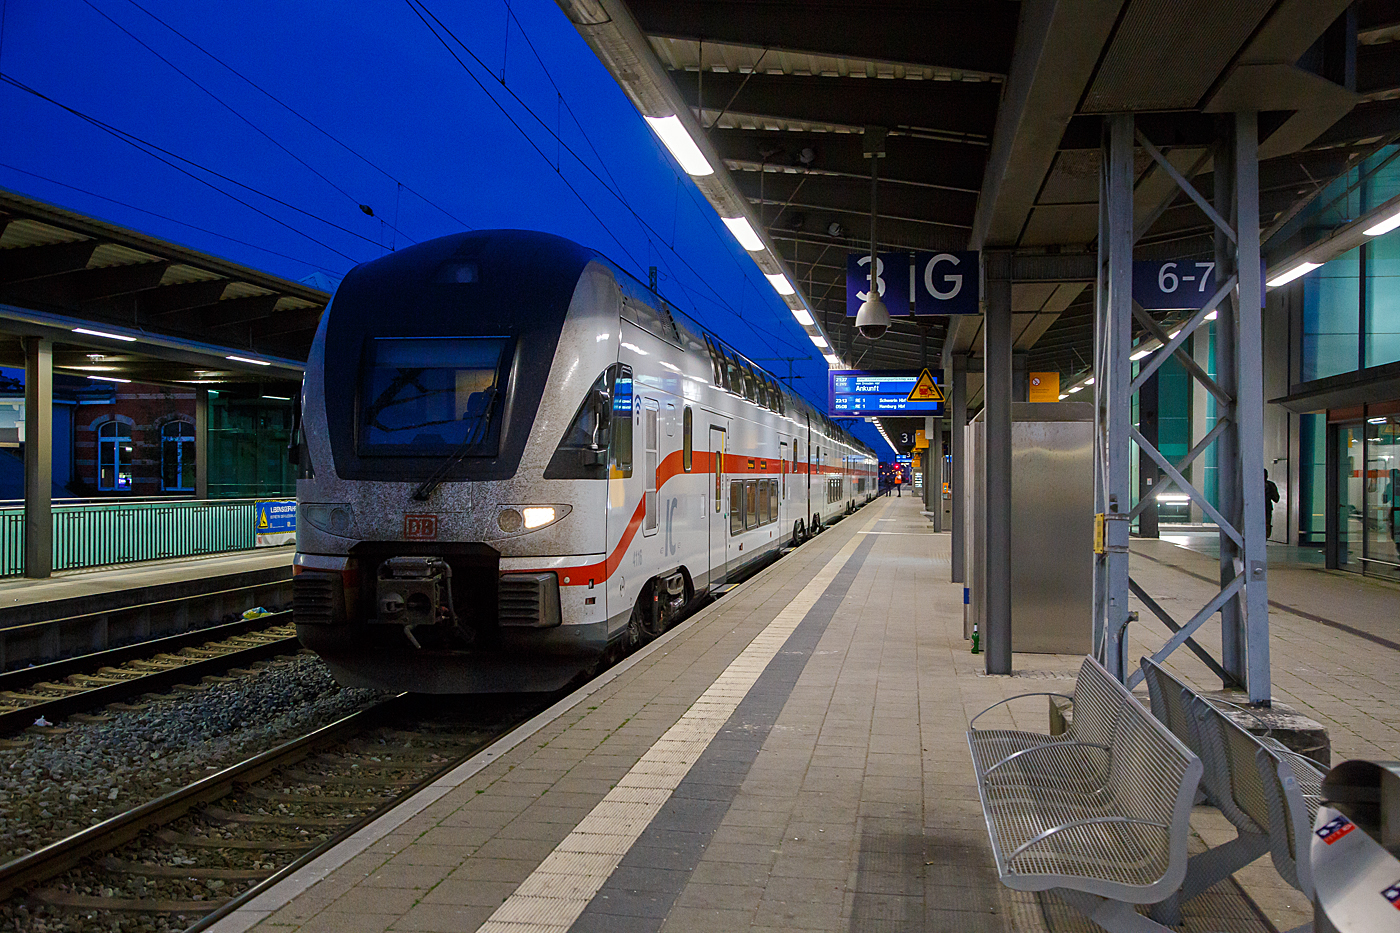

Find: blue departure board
828;370;942;417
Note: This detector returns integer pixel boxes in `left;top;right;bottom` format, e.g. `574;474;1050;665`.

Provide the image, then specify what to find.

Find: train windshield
359;336;509;455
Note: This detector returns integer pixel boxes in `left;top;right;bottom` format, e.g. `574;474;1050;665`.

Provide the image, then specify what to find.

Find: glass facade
207;393;296;499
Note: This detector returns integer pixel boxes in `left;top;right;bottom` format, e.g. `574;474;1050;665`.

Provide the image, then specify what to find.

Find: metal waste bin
1311;759;1400;932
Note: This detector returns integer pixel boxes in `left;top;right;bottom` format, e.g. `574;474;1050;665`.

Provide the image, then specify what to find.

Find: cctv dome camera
855;296;890;340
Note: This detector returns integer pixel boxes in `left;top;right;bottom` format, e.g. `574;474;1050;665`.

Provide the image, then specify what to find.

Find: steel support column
984;250;1013;675
1093;114;1135;681
1233;112;1271;702
931;416;944;532
1094;111;1271;704
195;388;210;500
1138;370;1160;539
949;356;968;583
23;337;53;579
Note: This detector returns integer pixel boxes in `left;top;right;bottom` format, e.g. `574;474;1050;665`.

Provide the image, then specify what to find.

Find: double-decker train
292;230;877;693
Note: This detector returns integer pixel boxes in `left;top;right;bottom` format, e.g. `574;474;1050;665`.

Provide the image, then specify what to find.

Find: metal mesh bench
969;657;1203;933
1139;658;1324;928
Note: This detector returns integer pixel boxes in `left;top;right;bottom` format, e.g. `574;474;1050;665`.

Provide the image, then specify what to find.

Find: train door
805;414;812;525
708;425;727;588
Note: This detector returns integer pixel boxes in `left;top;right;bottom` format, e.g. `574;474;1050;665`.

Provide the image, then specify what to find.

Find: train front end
293;231;619;693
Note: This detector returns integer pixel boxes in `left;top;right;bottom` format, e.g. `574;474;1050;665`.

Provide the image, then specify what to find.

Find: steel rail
0;615;300;736
0;694;409;903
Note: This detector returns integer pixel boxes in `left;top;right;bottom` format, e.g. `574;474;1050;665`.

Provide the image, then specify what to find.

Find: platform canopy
0;188;327;390
558;0;1400;450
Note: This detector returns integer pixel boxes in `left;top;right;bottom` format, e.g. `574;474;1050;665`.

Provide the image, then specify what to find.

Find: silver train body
293;231;877;693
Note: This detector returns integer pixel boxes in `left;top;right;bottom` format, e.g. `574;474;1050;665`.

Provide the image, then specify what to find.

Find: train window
746;480;759;530
730;480;744;535
703;337;723;386
755;375;768;409
643;402;658;535
740;363;756;402
723;351;739;395
358;336;508;456
768;480;778;522
609;366;633;479
779;440;787;498
683;407;692;472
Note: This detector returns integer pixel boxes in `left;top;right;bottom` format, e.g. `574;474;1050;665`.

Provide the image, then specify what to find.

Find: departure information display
828;370;942;417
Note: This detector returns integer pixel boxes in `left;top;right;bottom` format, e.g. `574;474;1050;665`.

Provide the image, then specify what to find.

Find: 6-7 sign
1132;260;1217;310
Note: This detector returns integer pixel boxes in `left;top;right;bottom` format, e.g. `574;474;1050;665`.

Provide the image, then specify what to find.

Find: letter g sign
924;253;962;300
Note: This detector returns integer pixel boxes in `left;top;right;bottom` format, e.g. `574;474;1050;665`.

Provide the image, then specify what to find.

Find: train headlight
496;505;568;534
522;506;556;529
302;502;353;536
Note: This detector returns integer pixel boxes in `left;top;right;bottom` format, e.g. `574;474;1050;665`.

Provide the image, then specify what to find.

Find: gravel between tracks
0;653;384;866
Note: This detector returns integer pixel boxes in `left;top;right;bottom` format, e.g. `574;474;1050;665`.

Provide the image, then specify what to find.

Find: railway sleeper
240;785;390;807
27;889;229;913
278;768;421;787
98;857;271;882
155;830;313;851
200;806;352;828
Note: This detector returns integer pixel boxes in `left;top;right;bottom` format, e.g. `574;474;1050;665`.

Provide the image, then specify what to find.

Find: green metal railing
0;498;272;577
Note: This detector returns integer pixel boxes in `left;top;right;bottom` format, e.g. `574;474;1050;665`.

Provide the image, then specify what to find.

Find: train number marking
404;514;439;540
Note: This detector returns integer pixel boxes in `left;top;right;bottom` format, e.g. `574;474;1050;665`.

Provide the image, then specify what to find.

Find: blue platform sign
846;253;911;317
847;251;980;316
255;498;297;547
912;251;979;315
1133;259;1265;310
828;370;942;418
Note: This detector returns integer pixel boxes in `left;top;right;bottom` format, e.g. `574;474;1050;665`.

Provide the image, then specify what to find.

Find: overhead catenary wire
111;0;476;234
407;0;812;366
0;160;346;276
0;73;372;262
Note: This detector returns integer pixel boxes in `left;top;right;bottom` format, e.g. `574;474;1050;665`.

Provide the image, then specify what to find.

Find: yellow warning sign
258;512;269;529
907;368;943;403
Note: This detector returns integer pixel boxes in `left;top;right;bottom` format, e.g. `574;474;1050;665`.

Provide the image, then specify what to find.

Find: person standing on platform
1264;470;1280;539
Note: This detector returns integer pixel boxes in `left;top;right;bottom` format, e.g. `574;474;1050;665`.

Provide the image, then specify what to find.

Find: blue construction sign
255;499;297;547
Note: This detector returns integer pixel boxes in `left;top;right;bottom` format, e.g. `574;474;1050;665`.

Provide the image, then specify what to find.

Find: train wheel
792;520;805;546
626;596;652;649
811;512;822;534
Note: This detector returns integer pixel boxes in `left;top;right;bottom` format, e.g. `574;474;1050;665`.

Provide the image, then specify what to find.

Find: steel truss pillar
949;355;968;583
1093;112;1272;704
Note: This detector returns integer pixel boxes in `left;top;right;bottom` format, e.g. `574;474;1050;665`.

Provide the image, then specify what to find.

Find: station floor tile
214;495;1393;933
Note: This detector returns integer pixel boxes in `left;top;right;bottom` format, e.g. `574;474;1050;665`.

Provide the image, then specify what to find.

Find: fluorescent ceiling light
823;354;841;368
73;327;136;343
1130;348;1152;361
1363;209;1400;238
1267;262;1320;288
1066;385;1084;394
1203;310;1217;321
721;216;764;251
1083;377;1095;386
1168;330;1181;339
1058;394;1068;400
1155;493;1191;503
87;374;130;383
792;307;814;327
1368;416;1388;424
764;272;795;296
226;355;271;366
67;365;118;372
644;114;713;176
810;335;829;349
262;395;291;401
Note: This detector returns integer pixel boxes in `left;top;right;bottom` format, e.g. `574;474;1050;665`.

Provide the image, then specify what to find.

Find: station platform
209;499;1396;933
0;548;293;668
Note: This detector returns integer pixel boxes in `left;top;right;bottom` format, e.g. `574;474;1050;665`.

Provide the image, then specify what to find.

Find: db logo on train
404;514;439;540
1314;815;1355;845
1384;880;1400;910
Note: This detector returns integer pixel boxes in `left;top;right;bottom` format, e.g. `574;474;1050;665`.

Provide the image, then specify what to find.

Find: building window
98;421;133;491
161;420;196;492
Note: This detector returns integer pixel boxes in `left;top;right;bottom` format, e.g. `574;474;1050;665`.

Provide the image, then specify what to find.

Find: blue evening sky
0;0;890;455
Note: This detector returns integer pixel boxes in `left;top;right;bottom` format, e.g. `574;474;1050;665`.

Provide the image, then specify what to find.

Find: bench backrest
1076;658;1202;893
1189;696;1272;836
1255;743;1320;898
1138;657;1200;754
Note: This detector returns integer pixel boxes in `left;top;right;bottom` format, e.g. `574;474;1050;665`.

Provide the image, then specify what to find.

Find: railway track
0;692;547;932
0;614;300;736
